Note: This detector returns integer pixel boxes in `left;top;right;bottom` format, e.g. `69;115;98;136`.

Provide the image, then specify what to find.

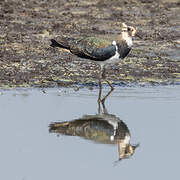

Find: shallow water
0;85;180;180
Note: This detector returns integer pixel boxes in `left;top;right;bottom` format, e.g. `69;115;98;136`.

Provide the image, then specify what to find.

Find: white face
127;26;136;37
121;23;128;31
124;134;130;144
126;36;133;47
120;23;135;47
121;23;136;37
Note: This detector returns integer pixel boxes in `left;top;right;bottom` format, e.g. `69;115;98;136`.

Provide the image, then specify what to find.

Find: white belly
106;51;120;64
93;40;120;69
95;50;120;68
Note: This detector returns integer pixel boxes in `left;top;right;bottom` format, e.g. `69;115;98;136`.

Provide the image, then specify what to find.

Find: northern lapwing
50;23;136;102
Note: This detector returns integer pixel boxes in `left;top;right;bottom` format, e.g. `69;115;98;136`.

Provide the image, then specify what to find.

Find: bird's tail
50;39;70;49
50;35;76;50
49;122;70;134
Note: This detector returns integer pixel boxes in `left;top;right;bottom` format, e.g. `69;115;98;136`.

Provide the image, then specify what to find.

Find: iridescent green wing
70;37;116;61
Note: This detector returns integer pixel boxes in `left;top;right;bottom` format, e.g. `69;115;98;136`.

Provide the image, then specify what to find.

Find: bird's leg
102;66;114;90
101;67;114;103
101;82;114;104
97;65;105;113
101;99;108;114
98;75;102;103
98;98;101;114
105;79;114;91
97;65;104;103
101;66;106;79
98;65;114;104
98;73;102;113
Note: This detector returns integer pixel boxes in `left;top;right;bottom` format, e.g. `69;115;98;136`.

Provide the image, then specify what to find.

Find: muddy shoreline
0;0;180;88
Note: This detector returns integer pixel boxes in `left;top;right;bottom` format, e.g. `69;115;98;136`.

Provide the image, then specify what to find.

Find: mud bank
0;0;180;88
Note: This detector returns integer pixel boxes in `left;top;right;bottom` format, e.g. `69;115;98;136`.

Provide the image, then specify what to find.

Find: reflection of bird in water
49;101;139;161
50;23;136;103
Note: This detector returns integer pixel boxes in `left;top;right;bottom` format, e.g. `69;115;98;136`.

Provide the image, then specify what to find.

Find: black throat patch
117;43;131;59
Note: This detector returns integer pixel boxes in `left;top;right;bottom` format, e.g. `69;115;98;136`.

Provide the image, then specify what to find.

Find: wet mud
0;0;180;88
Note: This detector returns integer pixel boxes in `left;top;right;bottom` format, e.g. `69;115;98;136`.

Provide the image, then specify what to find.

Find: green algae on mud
0;0;180;88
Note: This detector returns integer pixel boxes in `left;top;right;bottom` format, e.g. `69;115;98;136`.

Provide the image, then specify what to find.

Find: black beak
135;32;142;39
133;143;140;150
113;158;122;166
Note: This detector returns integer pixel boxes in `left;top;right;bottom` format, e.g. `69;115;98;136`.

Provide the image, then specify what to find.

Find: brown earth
0;0;180;88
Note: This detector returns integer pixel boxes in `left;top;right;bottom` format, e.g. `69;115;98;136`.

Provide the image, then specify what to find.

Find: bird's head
121;23;136;37
126;144;139;157
118;143;139;160
114;143;139;166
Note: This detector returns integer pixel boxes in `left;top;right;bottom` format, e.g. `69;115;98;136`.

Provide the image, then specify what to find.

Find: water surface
0;85;180;180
